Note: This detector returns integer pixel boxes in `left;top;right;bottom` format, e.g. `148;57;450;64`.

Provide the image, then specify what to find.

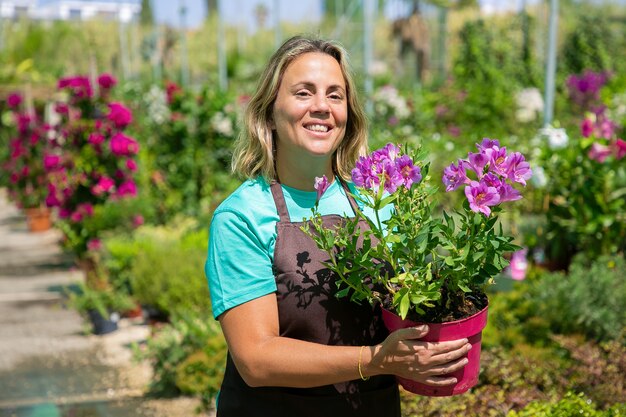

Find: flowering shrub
141;81;242;221
46;73;141;261
532;71;626;265
2;93;54;209
304;140;529;321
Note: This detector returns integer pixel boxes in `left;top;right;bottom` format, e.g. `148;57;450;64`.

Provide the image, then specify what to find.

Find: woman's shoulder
212;177;275;221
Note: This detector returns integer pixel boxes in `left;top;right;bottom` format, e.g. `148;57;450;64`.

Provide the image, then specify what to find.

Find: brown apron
216;180;400;417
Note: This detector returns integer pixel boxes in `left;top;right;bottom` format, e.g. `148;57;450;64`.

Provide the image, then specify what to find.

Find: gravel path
0;189;214;416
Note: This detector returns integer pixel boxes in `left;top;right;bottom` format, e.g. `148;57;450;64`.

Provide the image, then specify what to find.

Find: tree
140;0;154;26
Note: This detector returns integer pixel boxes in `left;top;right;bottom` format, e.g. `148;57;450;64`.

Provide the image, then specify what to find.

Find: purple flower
497;182;522;203
352;156;380;190
442;160;469;192
395;155;422;189
466;151;489;178
7;93;22;109
505;152;532;186
372;143;401;163
107;102;133;128
314;175;330;201
489;146;509;177
464;181;500;216
508;248;528;281
480;172;503;189
381;159;403;194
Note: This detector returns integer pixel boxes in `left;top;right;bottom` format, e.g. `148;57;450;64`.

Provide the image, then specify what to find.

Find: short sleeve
205;209;277;319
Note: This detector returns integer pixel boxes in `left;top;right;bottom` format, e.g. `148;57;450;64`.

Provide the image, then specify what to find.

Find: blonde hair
231;35;368;181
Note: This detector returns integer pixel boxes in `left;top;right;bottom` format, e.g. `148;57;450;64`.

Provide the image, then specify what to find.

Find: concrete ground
0;189;213;417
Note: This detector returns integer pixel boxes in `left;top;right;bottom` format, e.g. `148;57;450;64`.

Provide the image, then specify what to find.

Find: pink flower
110;133;139;156
508;249;528;281
505;152;532;186
117;180;137;197
464;181;500;216
132;215;144;228
87;239;102;252
107;102;133;128
97;73;117;89
588;142;612;163
7;93;22;109
91;176;116;196
125;159;137;172
58;76;93;99
613;138;626;160
581;118;594;137
43;154;61;171
88;132;105;146
314;175;330;201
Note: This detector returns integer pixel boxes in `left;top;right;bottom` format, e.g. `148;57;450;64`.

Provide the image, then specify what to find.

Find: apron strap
270;180;291;222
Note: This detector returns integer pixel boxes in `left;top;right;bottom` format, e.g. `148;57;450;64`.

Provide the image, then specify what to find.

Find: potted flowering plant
2;93;55;231
303;139;530;396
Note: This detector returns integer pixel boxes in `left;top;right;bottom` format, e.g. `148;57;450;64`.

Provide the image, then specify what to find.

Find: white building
0;0;141;23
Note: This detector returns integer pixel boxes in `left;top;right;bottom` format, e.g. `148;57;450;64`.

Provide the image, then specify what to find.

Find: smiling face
272;52;348;184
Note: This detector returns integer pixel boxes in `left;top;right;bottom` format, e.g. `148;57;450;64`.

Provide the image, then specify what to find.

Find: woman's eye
296;91;310;97
329;94;343;100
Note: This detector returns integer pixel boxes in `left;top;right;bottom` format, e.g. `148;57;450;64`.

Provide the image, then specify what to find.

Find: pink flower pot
381;303;489;396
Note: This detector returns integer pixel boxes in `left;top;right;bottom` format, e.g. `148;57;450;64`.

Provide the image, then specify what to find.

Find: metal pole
364;0;374;115
179;0;189;86
543;0;558;127
217;0;228;91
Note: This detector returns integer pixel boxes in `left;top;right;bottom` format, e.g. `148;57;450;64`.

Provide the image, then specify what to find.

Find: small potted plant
67;281;136;335
303;140;530;396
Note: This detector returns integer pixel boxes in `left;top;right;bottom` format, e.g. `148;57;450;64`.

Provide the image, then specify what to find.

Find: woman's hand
364;326;472;386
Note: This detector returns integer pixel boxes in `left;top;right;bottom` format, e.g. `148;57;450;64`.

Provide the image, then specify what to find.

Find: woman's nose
311;94;330;113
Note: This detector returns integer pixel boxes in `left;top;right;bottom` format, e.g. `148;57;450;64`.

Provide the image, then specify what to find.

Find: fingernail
417;325;428;332
467;343;472;350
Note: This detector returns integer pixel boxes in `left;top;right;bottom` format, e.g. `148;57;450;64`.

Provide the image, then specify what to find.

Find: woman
205;35;472;416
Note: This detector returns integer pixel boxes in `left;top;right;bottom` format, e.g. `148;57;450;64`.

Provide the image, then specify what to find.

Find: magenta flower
7;93;22;109
464;181;500;216
88;132;105;146
442;161;469;192
110;132;139;156
87;239;102;252
508;248;528;281
117;180;137;197
505;152;532;186
395;154;422;189
97;73;117;90
58;76;93;99
372;143;401;163
91;176;115;196
43;154;61;171
588;142;612;163
45;184;61;207
581;118;594;138
480;172;503;189
314;175;330;201
107;102;133;128
381;159;404;194
125;159;138;172
613;139;626;160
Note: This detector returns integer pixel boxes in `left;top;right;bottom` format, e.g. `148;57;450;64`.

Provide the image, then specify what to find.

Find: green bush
533;255;626;342
104;220;211;317
134;311;226;405
508;392;626;417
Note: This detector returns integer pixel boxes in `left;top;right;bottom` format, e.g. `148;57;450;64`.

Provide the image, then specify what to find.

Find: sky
151;0;545;30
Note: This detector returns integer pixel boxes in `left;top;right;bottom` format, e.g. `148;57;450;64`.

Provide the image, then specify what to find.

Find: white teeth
306;124;330;132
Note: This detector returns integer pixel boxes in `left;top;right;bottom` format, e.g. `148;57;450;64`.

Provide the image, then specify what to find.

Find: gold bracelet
358;345;370;381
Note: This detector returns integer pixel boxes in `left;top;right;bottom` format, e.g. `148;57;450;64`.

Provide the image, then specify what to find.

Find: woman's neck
275;157;334;191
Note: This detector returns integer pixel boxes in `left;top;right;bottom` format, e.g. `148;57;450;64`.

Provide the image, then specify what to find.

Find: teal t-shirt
205;176;390;319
